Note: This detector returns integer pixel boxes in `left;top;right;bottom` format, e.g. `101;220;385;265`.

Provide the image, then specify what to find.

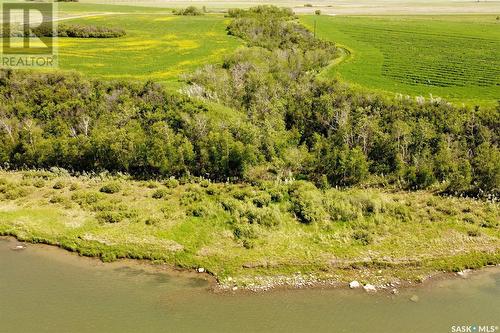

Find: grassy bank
0;170;498;289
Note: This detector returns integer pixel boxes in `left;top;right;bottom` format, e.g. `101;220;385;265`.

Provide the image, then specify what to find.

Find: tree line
0;6;498;197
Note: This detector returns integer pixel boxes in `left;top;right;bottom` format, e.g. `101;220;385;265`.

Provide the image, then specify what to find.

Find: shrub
152;189;170;199
173;6;203;16
71;191;104;207
49;195;66;204
165;178;179;189
187;204;209;217
246;206;281;227
205;186;218;196
352;229;373;245
53;181;65;189
96;211;125;224
33;179;45;188
180;189;203;205
252;192;271;208
233;188;252;201
100;182;121;194
220;197;243;213
289;181;326;224
467;229;481;237
146;181;158;189
315;10;321;15
324;191;359;221
144;217;161;226
3;187;28;200
233;223;258;249
268;187;285;202
349;193;382;215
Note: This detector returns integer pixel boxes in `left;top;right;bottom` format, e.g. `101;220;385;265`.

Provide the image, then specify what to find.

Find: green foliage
289;181;326;224
165;178;180;189
152;189;170;199
351;229;373;245
0;7;498;200
53;181;65;190
100;182;121;194
33;23;125;38
96;211;125;224
173;6;204;16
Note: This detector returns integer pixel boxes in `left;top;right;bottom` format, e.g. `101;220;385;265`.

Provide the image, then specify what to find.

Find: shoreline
3;235;498;295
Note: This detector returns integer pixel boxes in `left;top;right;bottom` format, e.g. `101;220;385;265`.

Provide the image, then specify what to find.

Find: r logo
1;2;57;67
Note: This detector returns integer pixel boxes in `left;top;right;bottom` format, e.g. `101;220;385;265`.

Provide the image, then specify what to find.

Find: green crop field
301;15;500;106
55;13;241;84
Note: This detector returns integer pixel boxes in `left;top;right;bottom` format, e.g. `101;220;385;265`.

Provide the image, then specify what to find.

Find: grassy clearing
301;15;500;106
0;170;498;288
54;13;241;84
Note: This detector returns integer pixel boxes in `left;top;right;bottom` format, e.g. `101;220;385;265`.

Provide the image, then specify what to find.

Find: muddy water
1;238;498;333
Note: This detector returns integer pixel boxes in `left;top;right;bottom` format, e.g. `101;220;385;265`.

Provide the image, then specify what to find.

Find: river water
1;238;499;333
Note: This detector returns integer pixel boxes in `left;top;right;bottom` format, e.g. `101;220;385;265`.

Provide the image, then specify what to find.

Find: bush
152;189;170;199
349;193;382;215
72;191;104;207
49;195;66;204
100;182;121;194
246;206;282;227
352;229;373;245
53;181;65;189
180;188;203;205
187;204;209;217
173;6;204;16
233;223;258;249
33;179;45;188
145;216;161;226
96;211;125;224
324;191;359;221
252;192;271;207
164;178;179;189
268;187;285;202
3;187;28;200
289;181;326;224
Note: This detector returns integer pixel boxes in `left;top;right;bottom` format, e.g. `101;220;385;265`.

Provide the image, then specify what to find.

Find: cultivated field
56;9;240;83
301;15;500;106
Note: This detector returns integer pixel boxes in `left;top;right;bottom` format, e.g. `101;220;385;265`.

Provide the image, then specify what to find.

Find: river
1;238;498;333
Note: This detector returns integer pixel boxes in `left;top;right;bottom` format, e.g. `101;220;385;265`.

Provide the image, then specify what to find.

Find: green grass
301;15;500;106
1;170;498;289
54;13;240;84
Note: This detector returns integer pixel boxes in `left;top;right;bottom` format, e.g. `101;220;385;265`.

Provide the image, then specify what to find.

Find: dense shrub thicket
32;24;126;38
0;6;498;197
173;6;204;16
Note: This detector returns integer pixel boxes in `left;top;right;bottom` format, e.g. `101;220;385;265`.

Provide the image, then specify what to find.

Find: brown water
1;238;499;333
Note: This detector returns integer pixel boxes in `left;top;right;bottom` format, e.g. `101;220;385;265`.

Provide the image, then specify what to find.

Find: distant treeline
0;6;498;197
33;23;126;38
2;23;125;38
173;6;205;16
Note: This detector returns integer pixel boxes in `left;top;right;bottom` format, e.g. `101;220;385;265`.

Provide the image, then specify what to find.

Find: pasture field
55;13;241;84
301;15;500;106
